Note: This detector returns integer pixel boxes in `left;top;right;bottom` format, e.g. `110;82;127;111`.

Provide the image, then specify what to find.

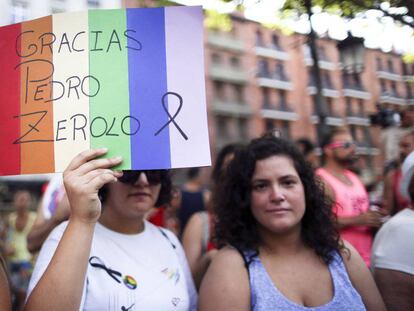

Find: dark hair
98;170;172;207
295;138;315;157
214;136;341;263
187;167;200;180
320;126;350;150
211;143;243;185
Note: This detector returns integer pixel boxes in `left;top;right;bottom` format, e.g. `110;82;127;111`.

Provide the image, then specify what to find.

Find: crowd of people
0;119;413;310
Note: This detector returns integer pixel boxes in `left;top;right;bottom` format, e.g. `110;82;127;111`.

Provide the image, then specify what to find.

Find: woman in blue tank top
199;135;385;311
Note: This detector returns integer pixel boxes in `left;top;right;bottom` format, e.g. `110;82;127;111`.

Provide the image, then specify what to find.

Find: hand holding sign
63;148;123;224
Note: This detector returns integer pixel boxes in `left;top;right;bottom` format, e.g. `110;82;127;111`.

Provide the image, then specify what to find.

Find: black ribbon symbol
89;256;122;284
154;92;188;140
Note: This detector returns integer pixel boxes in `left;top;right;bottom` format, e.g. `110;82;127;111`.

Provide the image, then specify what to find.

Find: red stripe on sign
0;23;21;176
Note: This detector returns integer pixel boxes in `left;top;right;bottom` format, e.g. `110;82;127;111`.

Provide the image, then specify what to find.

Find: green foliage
282;0;413;21
205;9;233;32
404;53;414;64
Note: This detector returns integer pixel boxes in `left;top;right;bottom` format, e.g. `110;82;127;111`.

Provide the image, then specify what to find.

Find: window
216;116;230;139
308;69;315;86
349;125;357;141
256;30;264;46
230;56;240;68
342;73;350;88
391;81;398;96
258;60;269;77
402;62;409;75
280;121;290;139
211;53;222;65
380;79;386;93
376;57;382;71
274;63;287;80
407;84;413;99
278;90;287;109
326;98;333;116
213;81;225;101
238;119;248;140
271;34;280;50
265;119;274;132
262;88;271;108
323;72;333;89
387;59;394;73
352;73;362;89
357;99;364;116
345;97;352;116
233;85;244;103
318;46;327;61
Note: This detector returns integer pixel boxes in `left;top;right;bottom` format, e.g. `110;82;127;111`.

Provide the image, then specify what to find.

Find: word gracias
17;28;142;57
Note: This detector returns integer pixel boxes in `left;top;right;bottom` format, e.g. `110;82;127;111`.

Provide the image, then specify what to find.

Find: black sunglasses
118;170;164;185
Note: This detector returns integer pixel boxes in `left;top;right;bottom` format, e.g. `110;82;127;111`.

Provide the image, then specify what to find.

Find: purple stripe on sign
127;7;170;169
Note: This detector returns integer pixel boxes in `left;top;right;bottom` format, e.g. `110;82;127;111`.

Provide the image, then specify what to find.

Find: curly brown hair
213;136;342;263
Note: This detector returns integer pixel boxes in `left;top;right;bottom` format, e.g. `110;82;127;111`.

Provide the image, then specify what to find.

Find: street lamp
337;32;365;74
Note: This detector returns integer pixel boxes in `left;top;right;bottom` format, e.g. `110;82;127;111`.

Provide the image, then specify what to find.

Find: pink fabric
316;168;372;266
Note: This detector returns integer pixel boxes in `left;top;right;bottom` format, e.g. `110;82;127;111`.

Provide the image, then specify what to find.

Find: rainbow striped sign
0;6;210;176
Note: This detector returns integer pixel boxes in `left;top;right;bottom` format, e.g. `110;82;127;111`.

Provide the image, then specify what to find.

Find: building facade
205;14;414;177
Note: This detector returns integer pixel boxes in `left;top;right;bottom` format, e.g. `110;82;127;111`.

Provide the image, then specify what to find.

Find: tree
283;0;414;28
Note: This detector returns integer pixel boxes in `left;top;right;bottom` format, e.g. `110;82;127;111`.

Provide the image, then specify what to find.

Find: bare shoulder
339;241;368;275
198;247;250;311
340;241;386;311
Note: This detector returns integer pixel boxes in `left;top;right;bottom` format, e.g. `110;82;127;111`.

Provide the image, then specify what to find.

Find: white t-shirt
27;220;197;311
371;208;414;275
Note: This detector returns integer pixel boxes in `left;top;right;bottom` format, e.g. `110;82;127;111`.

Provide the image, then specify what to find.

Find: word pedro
16;29;142;57
14;112;141;144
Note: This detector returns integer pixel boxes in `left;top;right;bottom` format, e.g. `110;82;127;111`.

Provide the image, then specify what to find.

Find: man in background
316;127;384;266
372;150;414;310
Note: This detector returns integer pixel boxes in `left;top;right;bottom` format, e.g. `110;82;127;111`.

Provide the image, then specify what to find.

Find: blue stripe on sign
127;7;171;169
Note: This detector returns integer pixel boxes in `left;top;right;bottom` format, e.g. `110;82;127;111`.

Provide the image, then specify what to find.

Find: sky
175;0;414;54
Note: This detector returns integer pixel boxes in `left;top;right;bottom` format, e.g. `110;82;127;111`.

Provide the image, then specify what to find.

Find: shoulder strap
234;246;252;279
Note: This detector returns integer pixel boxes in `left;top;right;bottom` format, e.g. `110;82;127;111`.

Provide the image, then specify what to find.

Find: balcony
307;86;340;98
304;57;337;70
376;70;402;82
308;79;339;98
310;115;344;126
209;65;248;84
345;113;370;126
261;104;298;121
355;141;379;156
255;46;289;61
379;92;405;105
207;32;245;53
213;100;252;117
257;73;293;91
342;83;371;100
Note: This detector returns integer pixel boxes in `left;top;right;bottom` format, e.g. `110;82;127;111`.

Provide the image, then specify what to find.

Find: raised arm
182;212;217;289
27;194;70;254
24;149;122;311
198;247;250;311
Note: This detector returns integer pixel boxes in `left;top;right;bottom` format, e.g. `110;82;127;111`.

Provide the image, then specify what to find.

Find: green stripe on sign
89;9;131;169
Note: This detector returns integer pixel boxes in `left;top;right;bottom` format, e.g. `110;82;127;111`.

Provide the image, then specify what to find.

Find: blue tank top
245;250;366;311
178;190;206;235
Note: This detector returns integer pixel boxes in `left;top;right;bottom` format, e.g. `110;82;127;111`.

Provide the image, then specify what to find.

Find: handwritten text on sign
0;6;210;175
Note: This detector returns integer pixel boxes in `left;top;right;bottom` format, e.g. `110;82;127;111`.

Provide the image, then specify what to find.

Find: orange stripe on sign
19;16;55;174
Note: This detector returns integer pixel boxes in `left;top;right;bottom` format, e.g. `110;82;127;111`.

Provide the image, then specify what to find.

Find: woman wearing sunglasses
24;149;197;311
